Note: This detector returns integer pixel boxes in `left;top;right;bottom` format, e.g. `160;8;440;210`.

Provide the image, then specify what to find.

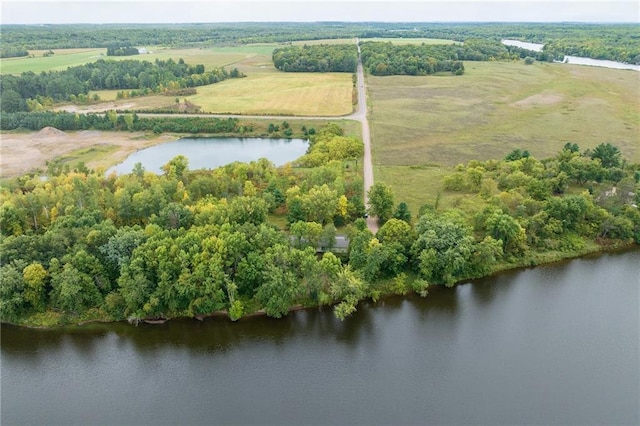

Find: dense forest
1;121;638;326
0;58;243;112
2;22;638;63
272;45;358;72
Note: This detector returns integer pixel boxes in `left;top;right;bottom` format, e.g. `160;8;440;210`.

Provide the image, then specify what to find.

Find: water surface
2;249;639;425
502;39;640;71
108;137;308;175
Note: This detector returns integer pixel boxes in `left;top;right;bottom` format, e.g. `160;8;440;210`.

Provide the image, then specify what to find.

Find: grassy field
0;44;278;75
1;48;105;74
367;61;640;213
24;42;353;116
185;72;353;115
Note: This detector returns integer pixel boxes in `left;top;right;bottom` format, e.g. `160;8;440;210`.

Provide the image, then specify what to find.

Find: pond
107;137;308;175
502;39;640;71
2;248;638;425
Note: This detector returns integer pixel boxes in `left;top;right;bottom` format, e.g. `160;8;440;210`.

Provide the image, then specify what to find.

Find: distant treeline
2;22;638;64
0;47;29;58
0;111;240;134
272;45;358;72
0;58;243;112
359;39;566;76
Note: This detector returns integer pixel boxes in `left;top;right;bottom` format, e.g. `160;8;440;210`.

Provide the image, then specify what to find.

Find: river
2;249;639;425
502;39;640;71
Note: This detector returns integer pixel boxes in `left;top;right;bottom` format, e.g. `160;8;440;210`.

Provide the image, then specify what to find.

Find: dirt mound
35;127;67;138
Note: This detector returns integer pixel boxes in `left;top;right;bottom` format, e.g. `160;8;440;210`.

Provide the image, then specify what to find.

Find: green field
368;61;640;213
185;72;353;116
0;44;280;75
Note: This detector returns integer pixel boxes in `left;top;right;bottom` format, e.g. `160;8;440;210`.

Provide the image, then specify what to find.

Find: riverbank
6;241;637;329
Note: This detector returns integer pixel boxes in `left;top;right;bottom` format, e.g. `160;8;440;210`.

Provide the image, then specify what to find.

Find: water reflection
2;249;639;425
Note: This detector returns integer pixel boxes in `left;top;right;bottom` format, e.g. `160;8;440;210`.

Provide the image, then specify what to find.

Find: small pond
108;137;308;175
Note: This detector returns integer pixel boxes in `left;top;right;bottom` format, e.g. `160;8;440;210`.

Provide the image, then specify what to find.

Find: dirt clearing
0;129;175;177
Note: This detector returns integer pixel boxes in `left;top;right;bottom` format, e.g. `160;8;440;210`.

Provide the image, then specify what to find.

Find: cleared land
0;45;274;75
185;72;353;115
368;61;640;213
34;44;353;116
0;119;361;178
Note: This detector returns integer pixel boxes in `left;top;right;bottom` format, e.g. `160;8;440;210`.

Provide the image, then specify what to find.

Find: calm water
2;249;639;425
107;137;308;175
502;39;640;71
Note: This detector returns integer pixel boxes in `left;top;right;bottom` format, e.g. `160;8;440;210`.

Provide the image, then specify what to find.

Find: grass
54;144;121;170
1;48;105;74
185;72;353;116
367;61;640;211
0;44;275;75
368;61;640;168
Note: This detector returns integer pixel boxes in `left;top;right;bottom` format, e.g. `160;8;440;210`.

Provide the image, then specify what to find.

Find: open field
0;119;361;178
29;42;353;116
368;61;640;213
68;71;353;116
0;44;278;75
185;72;353;115
1;48;105;74
368;61;640;168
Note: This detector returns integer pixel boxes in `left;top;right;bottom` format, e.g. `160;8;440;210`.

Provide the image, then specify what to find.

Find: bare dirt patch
54;102;135;113
512;91;564;107
0;130;175;177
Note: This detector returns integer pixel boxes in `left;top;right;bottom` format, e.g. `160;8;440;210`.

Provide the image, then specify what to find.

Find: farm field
0;44;278;75
184;72;353;115
368;61;640;212
71;70;354;116
14;42;354;116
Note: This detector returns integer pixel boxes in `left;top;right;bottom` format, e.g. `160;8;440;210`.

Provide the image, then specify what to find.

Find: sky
1;0;638;24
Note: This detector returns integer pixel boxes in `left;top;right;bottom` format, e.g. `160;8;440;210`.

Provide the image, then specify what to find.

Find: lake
2;248;638;425
502;39;640;71
107;137;309;175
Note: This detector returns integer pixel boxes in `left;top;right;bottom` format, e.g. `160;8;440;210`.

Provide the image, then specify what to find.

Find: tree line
0;58;243;112
0;111;241;134
106;44;140;56
3;23;636;63
1;121;638;326
272;45;358;72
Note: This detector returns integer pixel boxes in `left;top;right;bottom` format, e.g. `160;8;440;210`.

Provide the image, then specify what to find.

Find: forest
272;45;358;72
2;22;638;63
1;120;638;326
0;58;243;112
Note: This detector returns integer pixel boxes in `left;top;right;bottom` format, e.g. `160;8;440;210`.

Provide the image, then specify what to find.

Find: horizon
2;1;639;25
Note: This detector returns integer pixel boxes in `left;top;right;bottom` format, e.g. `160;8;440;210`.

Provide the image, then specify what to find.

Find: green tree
22;262;48;311
590;143;621;168
393;201;412;223
367;183;395;224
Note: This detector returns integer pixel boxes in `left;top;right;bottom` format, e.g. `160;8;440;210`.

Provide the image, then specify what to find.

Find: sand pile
35;127;68;138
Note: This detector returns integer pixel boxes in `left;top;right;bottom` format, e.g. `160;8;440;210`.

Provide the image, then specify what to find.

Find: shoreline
5;242;637;329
